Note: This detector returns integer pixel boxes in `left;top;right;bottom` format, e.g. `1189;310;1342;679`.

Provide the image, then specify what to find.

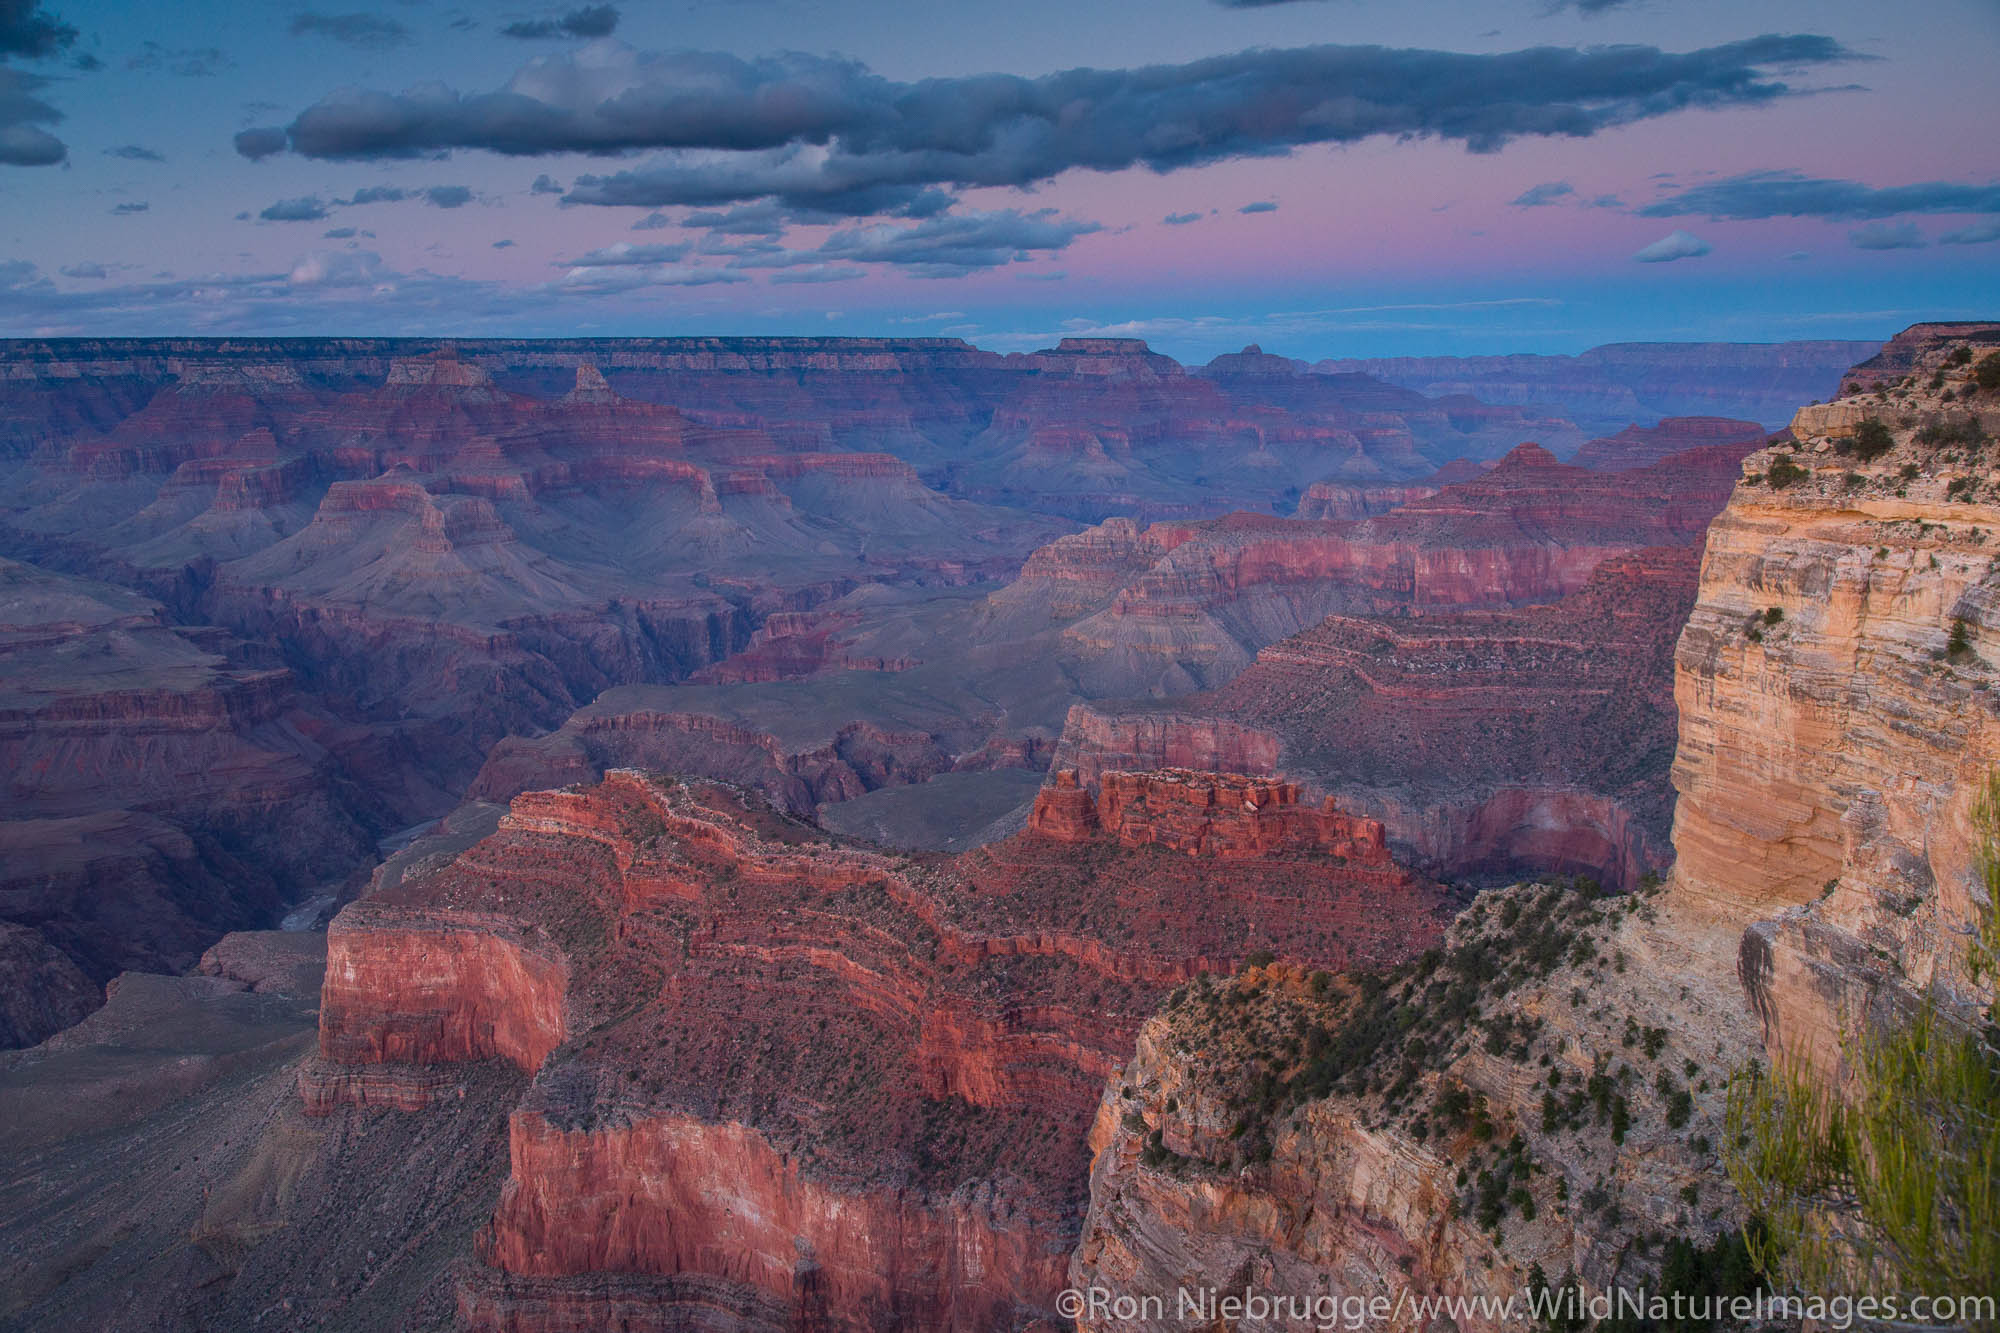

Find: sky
0;0;1995;361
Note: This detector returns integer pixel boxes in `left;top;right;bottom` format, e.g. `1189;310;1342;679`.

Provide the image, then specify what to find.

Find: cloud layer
244;35;1856;223
289;12;411;50
0;1;76;60
1642;170;2000;221
0;67;65;164
500;6;619;40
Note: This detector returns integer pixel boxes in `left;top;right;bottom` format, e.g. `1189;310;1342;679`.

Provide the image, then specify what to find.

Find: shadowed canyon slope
0;556;377;1045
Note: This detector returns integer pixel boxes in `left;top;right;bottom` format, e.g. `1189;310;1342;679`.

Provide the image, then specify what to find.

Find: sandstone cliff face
1031;768;1393;864
308;767;1449;1329
1671;328;2000;1071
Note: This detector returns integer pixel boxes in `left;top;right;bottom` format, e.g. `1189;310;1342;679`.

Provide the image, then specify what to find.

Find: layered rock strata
308;767;1450;1329
1052;544;1702;889
1032;441;1744;697
1675;326;2000;1071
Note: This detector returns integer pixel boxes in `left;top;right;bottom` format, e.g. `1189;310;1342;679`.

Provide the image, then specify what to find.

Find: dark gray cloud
560;241;691;266
261;195;331;222
493;238;515;248
1239;200;1277;214
323;226;357;238
289;12;411;50
1941;221;2000;246
1162;211;1201;225
1511;181;1573;207
529;172;562;194
1640;170;2000;221
127;42;229;76
1633;228;1709;262
500;5;618;40
1849;221;1926;251
681;202;786;235
334;183;473;208
104;143;164;161
251;36;1858;223
235;126;287;160
630;210;671;230
0;0;76;59
59;260;105;278
0;67;65;164
110;201;148;214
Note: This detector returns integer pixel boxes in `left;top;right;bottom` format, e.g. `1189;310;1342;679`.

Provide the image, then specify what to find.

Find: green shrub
1949;618;1974;662
1851;418;1895;461
1765;458;1808;489
1977;353;2000;392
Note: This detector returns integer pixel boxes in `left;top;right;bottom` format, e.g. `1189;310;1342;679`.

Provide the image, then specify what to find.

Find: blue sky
0;0;1995;359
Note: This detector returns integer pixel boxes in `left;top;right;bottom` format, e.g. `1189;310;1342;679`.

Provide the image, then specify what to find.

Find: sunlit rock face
1671;324;2000;1072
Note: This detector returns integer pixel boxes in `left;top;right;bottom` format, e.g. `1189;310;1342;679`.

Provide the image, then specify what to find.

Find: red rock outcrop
1030;768;1394;862
307;766;1448;1329
1053;545;1703;889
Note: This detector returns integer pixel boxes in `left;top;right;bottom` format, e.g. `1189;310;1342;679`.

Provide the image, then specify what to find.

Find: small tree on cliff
1976;353;2000;394
1725;774;2000;1320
